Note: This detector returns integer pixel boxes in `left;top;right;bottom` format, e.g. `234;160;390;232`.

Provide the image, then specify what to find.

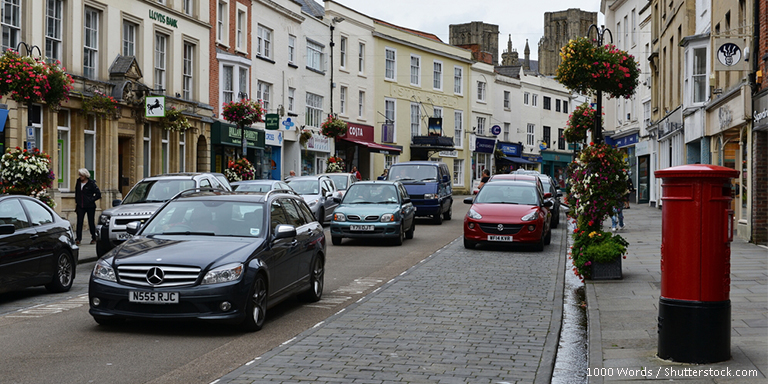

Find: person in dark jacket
75;168;101;245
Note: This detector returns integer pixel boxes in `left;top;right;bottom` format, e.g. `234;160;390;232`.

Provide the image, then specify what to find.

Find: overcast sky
333;0;604;61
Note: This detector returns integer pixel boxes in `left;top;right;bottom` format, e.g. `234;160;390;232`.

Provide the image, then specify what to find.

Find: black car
88;189;326;331
0;195;79;294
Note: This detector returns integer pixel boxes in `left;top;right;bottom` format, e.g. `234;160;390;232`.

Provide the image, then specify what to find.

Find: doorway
118;137;133;197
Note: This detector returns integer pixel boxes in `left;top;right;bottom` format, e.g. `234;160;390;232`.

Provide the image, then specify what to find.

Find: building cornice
372;31;474;64
256;0;305;23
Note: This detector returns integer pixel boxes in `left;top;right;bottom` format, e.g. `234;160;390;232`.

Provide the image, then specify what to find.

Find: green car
330;181;416;246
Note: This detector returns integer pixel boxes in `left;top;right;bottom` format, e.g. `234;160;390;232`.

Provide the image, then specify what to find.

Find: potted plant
320;115;348;138
570;229;629;280
556;37;640;99
82;90;119;119
222;99;263;127
224;158;256;182
160;107;192;131
325;156;345;173
564;103;599;143
0;147;56;208
0;50;74;108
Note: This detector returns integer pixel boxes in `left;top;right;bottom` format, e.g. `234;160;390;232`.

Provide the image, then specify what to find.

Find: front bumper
330;222;402;239
411;199;440;216
463;219;543;244
88;277;251;323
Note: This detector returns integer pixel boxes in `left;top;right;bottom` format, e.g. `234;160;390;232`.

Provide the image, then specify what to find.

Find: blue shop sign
497;142;521;156
475;137;496;154
606;133;638;148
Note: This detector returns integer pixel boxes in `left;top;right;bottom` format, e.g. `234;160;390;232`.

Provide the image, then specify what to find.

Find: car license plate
487;235;513;242
350;225;374;231
129;291;179;304
117;233;131;240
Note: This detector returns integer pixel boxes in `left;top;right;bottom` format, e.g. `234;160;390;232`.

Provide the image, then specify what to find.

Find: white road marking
4;294;88;319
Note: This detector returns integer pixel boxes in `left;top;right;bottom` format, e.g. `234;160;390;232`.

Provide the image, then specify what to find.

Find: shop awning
500;156;534;164
340;137;402;154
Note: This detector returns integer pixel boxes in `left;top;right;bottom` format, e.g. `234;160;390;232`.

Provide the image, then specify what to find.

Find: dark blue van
386;161;453;224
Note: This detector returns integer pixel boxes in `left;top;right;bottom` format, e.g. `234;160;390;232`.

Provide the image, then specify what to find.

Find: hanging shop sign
265;130;283;147
714;38;748;71
473;136;496;154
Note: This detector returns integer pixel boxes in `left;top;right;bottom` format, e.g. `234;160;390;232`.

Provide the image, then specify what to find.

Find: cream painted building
1;0;213;224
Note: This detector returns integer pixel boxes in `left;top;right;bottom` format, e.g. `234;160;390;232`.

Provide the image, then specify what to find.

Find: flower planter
590;257;622;280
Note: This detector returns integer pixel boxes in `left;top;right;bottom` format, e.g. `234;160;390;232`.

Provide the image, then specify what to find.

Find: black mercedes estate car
88;189;326;331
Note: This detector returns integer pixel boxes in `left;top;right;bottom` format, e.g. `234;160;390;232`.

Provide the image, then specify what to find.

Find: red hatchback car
463;180;552;251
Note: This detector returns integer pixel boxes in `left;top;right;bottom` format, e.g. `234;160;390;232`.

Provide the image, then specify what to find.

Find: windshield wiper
397;177;415;181
483;201;519;204
161;231;216;236
143;199;168;203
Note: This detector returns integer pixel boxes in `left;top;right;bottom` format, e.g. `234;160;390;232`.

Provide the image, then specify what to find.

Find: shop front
264;130;284;180
750;89;768;244
302;133;331;175
210;121;265;177
494;141;529;174
541;151;573;190
469;135;495;191
635;139;652;204
336;122;402;180
607;130;639;202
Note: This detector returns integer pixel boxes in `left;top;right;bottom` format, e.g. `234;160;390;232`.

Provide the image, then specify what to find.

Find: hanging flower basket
222;99;263;126
223;158;256;182
320;115;348;138
0;147;56;208
159;107;192;131
325;156;345;173
299;129;313;147
0;50;74;108
564;103;599;143
556;37;640;99
82;90;119;119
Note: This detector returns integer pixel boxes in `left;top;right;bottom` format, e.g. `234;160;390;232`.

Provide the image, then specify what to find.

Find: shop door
637;155;649;204
118;137;133;197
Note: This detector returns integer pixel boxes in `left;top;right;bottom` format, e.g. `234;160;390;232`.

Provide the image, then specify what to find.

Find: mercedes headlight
423;194;438;200
380;213;395;222
99;214;110;225
467;208;482;220
93;259;116;282
522;211;538;221
334;212;346;222
202;263;244;285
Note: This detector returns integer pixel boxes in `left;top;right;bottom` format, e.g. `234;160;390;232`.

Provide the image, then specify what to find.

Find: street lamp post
329;16;344;116
16;42;42;150
238;92;248;157
586;25;613;145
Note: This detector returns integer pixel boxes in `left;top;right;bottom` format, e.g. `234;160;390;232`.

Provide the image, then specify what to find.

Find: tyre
331;236;342;245
299;256;324;302
45;251;75;293
93;316;125;326
544;228;552;245
534;233;545;252
96;239;111;257
240;275;268;332
393;224;405;246
443;204;452;221
432;212;443;225
463;238;475;249
405;220;415;239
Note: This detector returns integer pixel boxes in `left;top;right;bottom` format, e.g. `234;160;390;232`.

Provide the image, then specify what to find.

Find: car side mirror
273;224;297;240
557;191;563;197
463;197;474;204
544;192;552;199
125;221;141;235
403;198;411;204
325;191;334;198
333;197;341;203
0;224;16;235
543;201;553;208
112;199;122;207
442;175;450;182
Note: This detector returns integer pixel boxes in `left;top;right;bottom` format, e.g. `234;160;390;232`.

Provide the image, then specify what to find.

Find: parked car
317;173;357;199
0;195;79;294
96;173;231;257
330;181;416;246
490;173;561;228
385;161;453;224
286;175;339;223
88;189;326;331
231;180;294;193
463;180;552;251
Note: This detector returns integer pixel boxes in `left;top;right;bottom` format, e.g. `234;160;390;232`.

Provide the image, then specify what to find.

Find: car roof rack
172;187;231;200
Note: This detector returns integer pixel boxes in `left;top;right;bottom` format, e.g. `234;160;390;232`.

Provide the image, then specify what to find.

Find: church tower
537;8;597;76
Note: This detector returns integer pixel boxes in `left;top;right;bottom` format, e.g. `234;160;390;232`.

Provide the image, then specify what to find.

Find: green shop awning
541;152;573;163
211;121;265;149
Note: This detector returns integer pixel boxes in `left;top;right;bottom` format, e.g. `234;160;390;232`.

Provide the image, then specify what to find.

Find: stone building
449;22;499;65
537;8;597;76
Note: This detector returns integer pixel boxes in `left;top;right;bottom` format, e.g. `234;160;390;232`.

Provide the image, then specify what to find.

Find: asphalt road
0;200;472;384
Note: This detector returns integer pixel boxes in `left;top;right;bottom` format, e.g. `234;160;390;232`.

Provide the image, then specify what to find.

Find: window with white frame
154;32;167;92
288;35;296;63
385;48;396;80
623;16;628;50
222;65;234;104
257;81;271;112
503;122;510;141
433;61;443;90
384;154;398;170
556;99;561;112
306;40;324;71
257;25;272;58
643;100;651;128
179;131;186;172
358;42;365;74
383;98;395;142
558;128;566;149
305;93;323;128
526;123;535;146
236;10;245;51
143;124;151;178
454;110;463;147
543;96;551;110
57;109;70;190
616;21;621;49
1;0;20;52
46;0;63;64
631;9;637;46
85;116;96;176
410;103;420;137
532;94;538;107
339;36;347;69
524;92;530;105
122;21;137;57
503;91;510;109
692;47;707;103
476;116;486;135
183;0;192;16
183;42;194;99
563;100;569;113
454;66;463;94
453;159;464;186
410;55;421;86
217;1;227;43
238;67;248;98
477;81;486;102
83;7;99;79
339;86;347;115
358;90;364;118
161;129;169;174
288;87;295;112
28;104;43;152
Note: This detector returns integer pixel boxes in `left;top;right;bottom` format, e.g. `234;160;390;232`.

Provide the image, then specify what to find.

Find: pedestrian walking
351;166;362;181
610;203;624;232
624;177;635;209
75;168;101;245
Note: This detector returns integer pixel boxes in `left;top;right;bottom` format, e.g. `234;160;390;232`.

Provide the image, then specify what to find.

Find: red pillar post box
654;164;738;363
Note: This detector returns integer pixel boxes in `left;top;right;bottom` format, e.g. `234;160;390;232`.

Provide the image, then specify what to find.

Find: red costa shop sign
338;122;374;142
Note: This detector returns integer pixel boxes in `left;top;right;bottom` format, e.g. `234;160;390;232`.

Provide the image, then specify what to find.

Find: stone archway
196;134;209;172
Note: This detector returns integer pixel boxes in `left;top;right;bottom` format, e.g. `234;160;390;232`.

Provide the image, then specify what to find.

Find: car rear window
123;180;197;204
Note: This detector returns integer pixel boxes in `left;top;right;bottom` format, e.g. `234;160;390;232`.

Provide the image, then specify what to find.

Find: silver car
286;175;339;223
317;173;357;199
